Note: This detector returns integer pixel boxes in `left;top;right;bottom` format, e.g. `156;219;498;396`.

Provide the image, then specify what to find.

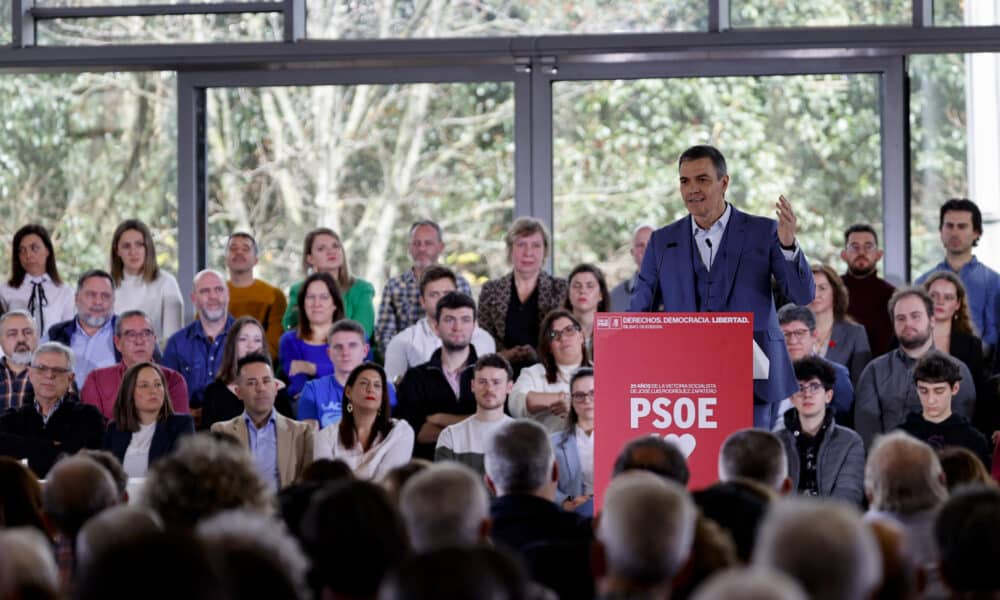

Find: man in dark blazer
629;145;815;429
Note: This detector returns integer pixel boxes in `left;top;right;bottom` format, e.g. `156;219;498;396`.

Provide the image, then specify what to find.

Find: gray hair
484;420;553;495
114;309;154;337
399;463;489;552
409;220;444;242
754;498;881;600
0;309;35;330
865;431;947;514
76;505;162;572
0;527;60;595
597;471;696;587
691;567;807;600
718;429;788;491
193;268;227;287
777;304;816;331
43;455;119;539
32;341;74;371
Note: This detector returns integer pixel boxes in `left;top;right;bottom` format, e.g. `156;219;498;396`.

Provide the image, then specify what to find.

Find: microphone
704;238;714;269
704;239;713;249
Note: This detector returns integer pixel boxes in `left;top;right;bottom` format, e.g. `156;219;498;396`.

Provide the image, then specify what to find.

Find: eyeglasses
121;329;155;342
548;324;581;341
782;329;811;341
571;390;595;402
796;381;825;396
30;364;71;376
845;242;877;253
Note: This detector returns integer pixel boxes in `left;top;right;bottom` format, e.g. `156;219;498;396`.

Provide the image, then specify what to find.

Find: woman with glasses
563;264;610;355
508;310;591;433
552;367;595;516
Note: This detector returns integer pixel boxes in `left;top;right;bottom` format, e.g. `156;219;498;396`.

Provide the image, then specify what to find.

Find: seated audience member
378;546;532;600
718;429;791;494
279;272;344;398
0;342;104;477
484;420;591;555
375;220;474;355
0;224;74;338
777;303;854;425
224;232;287;360
478;217;568;372
898;350;991;468
383;266;494;383
162;269;235;414
103;362;195;478
593;472;697;600
142;434;273;530
75;505;162;574
934;486;1000;597
45;269;119;383
81;310;188;420
690;567;807;600
202;316;293;429
867;518;923;600
299;319;395;429
808;264;872;385
613;435;690;484
775;356;865;506
508;309;591;433
435;353;514;477
692;480;773;564
110;219;184;343
300;479;410;600
0;457;46;532
551;366;595;516
300;458;353;484
211;353;313;490
77;449;128;503
283;227;375;338
379;460;431;507
937;446;994;492
865;431;949;598
197;510;310;600
396;293;480;460
609;224;654;312
855;286;977;450
754;498;881;600
563;263;610;353
0;527;60;598
923;270;986;383
314;363;413;480
840;223;896;357
398;463;490;553
0;309;37;411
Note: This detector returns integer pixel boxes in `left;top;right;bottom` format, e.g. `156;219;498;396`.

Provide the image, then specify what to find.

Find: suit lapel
274;414;291;487
720;207;748;304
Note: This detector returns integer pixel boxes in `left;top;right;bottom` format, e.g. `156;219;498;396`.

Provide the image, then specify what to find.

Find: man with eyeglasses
840;223;896;357
0;342;104;477
0;309;39;411
773;356;864;506
397;291;481;460
80;309;189;420
44;269;120;384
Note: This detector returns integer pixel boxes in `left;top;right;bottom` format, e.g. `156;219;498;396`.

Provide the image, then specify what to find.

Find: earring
377;408;382;417
346;402;353;413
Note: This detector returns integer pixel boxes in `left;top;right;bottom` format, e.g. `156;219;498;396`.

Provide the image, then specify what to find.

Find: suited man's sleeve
628;231;662;312
768;223;815;306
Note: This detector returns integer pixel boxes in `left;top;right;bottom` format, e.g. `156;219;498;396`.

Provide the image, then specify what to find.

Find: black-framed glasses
30;364;71;376
548;324;581;341
796;381;824;396
571;390;595;402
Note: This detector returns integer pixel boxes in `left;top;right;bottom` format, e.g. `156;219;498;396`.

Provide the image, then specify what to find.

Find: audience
934;485;1000;597
923;270;986;385
692;480;772;564
718;429;791;494
378;546;535;600
77;449;129;503
0;527;60;599
551;366;595;515
110;219;184;343
840;223;896;357
0;456;46;532
224;231;287;360
75;505;162;573
314;362;413;479
398;462;490;552
608;224;653;312
937;446;994;491
563;263;610;352
808;264;872;385
0;309;37;411
867;517;924;600
613;435;691;484
1;224;74;337
279;271;344;398
45;269;119;383
690;567;806;600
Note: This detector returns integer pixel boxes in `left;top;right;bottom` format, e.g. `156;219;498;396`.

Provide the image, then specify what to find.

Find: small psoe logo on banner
597;316;621;329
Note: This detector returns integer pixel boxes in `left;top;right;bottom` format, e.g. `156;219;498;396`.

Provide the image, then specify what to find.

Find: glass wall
36;13;281;44
732;0;911;27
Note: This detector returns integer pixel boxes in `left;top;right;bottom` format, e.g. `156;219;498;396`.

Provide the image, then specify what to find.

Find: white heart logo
663;433;697;458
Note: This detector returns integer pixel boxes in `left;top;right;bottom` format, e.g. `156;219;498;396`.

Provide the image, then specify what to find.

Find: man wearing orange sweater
225;232;287;360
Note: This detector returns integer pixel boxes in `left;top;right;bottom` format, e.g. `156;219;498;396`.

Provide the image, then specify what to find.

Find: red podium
593;312;754;509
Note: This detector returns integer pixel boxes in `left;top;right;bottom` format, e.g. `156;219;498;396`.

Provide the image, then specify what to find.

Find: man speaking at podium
628;145;815;429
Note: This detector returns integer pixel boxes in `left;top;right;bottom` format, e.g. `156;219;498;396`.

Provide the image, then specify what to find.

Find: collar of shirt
691;201;732;238
74;316;114;340
27;274;51;285
35;396;64;425
191;315;234;342
243;408;277;431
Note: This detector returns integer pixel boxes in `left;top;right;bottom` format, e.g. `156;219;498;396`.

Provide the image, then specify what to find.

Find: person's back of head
690;567;807;600
76;505;162;573
380;459;432;506
754;497;881;600
718;429;790;493
937;446;994;492
596;471;697;594
867;516;923;600
0;456;46;532
612;435;690;485
693;480;773;563
865;431;947;515
935;485;1000;595
484;420;555;498
0;527;60;598
378;546;531;600
42;455;118;540
399;463;489;553
77;449;129;502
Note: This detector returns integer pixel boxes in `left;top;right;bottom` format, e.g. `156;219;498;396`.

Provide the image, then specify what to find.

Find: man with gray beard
44;270;119;384
0;309;38;410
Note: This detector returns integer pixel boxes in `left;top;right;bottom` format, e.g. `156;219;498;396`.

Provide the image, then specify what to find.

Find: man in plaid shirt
0;309;37;411
375;220;472;353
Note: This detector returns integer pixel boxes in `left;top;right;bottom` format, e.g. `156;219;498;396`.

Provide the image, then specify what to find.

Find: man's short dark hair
912;350;962;386
844;223;879;246
474;353;513;381
236;352;273;376
613;436;690;486
434;291;476;322
678;145;727;179
418;265;457;297
793;356;836;391
777;303;816;330
887;286;933;322
939;198;983;239
935;486;1000;593
326;319;366;345
719;430;787;490
227;231;259;255
76;268;114;291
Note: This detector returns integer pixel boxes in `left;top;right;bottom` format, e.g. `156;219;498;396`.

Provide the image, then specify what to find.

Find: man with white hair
44;269;120;383
163;269;235;413
754;497;881;600
594;471;697;599
691;567;806;600
718;429;791;494
0;309;38;410
609;224;654;312
399;462;490;553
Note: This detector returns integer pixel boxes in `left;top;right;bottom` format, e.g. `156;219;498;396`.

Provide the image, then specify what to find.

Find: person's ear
840;249;850;263
951;381;961;396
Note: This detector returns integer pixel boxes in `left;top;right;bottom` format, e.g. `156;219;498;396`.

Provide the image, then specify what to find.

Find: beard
80;313;111;329
201;306;227;322
9;350;32;366
441;338;470;353
898;325;932;350
848;261;876;277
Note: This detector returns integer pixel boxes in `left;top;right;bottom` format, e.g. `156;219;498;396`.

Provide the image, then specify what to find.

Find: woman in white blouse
104;362;194;478
0;224;74;337
552;367;594;516
110;219;184;343
314;362;413;480
508;309;592;433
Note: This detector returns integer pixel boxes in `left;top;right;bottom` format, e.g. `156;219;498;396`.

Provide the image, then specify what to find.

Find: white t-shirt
508;362;579;433
383;317;496;383
123;421;156;478
435;414;513;475
314;418;414;480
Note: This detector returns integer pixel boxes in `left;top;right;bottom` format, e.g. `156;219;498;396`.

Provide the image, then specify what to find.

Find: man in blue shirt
916;198;1000;349
44;270;119;384
162;269;234;415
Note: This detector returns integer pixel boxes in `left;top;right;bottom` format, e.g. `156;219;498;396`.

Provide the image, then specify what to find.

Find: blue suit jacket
629;207;815;405
551;431;593;517
104;414;195;467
